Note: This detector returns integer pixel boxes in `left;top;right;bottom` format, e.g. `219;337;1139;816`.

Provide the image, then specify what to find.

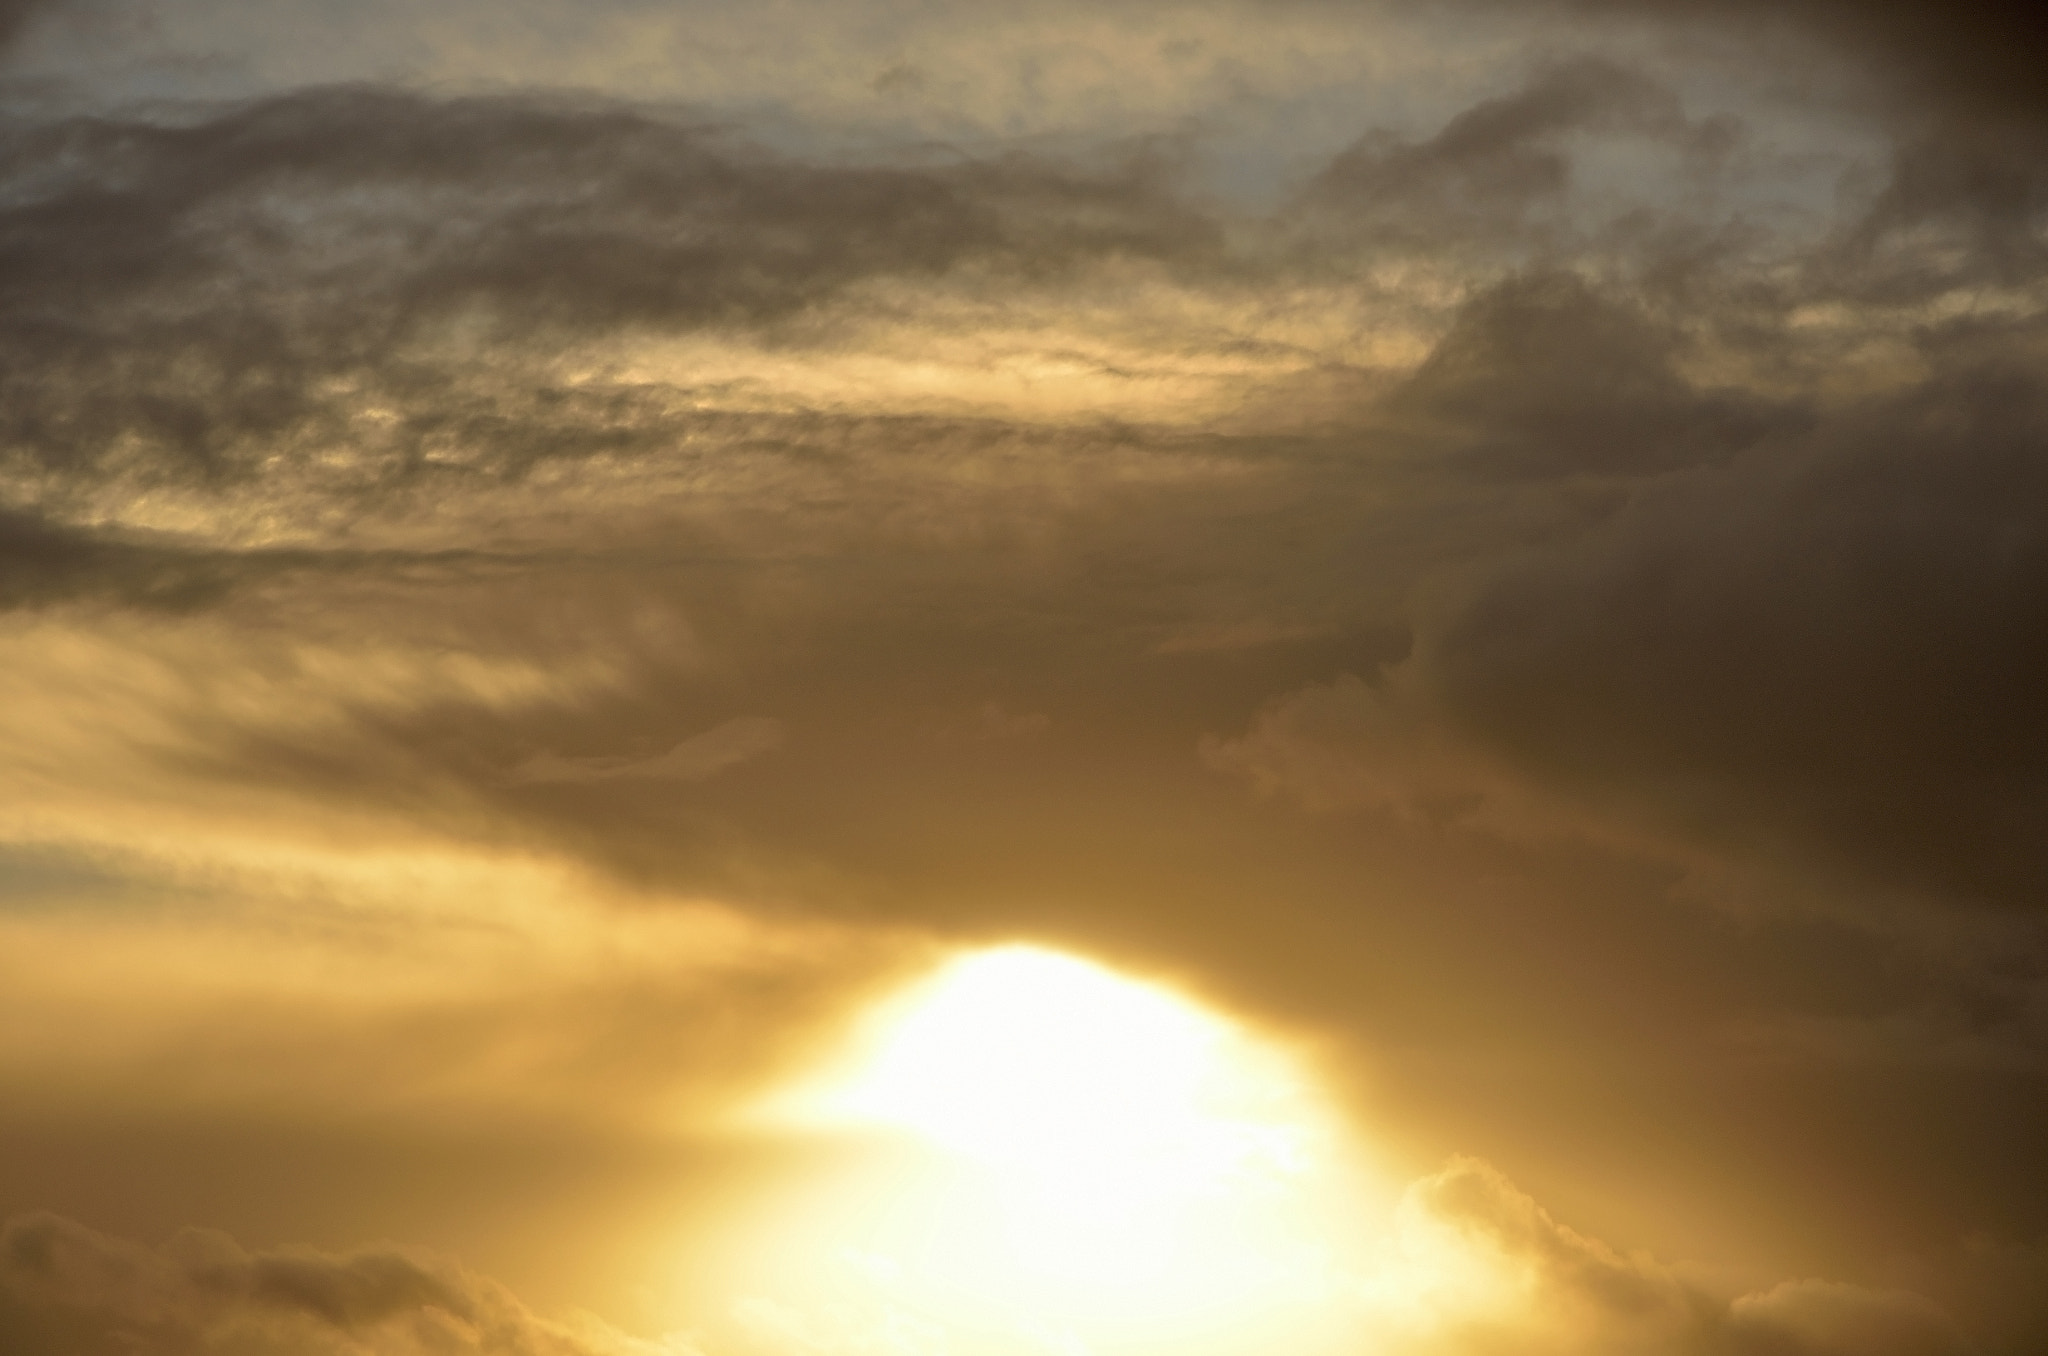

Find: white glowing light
747;945;1376;1355
821;945;1309;1193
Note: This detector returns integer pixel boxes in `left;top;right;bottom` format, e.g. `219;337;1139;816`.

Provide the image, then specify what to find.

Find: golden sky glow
2;2;2047;1355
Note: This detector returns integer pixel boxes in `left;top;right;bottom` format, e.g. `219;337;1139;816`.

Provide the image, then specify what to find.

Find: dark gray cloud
1217;290;2048;943
1415;330;2048;911
1300;58;1698;239
1;42;2033;933
1827;120;2048;304
0;85;1215;497
0;511;242;611
1529;0;2048;125
1386;270;1792;478
0;0;55;52
4;57;2033;931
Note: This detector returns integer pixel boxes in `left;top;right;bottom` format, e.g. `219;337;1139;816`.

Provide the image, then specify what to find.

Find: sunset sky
2;2;2046;1354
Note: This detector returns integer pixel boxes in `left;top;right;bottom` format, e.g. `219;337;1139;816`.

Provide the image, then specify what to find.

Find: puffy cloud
1371;1157;1985;1356
0;1212;684;1356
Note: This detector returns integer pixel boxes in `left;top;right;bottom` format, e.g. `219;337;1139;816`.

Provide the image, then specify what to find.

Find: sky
1;1;2046;1354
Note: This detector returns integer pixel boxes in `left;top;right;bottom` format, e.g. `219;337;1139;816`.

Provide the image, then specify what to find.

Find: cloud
0;32;2032;947
0;834;908;1135
1385;270;1791;478
0;1212;683;1356
0;0;57;52
1415;346;2048;912
3;58;2035;924
1205;222;2048;915
1374;1156;1982;1356
511;716;787;785
1201;673;1487;825
1832;118;2048;303
1730;1281;1970;1356
0;83;1219;536
919;701;1052;744
0;511;244;613
1549;0;2048;125
1300;58;1695;235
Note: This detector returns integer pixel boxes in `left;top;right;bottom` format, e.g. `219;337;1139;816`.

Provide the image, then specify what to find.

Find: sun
812;945;1312;1200
739;944;1380;1356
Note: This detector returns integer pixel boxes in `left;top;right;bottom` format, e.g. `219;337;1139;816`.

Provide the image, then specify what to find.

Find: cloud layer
1;0;2045;1352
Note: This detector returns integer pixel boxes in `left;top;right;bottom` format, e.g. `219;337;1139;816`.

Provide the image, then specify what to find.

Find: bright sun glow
741;945;1387;1356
